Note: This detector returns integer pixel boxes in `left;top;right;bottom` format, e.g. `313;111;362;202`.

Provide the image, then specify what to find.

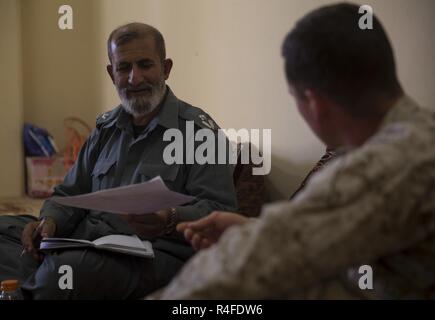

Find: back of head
282;3;403;116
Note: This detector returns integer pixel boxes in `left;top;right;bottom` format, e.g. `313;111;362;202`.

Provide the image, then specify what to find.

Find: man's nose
128;65;144;86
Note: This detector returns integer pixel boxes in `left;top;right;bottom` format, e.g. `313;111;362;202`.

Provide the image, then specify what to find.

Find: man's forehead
110;36;157;60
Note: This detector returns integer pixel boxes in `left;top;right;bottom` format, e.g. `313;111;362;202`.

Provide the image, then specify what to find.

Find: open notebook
39;234;154;258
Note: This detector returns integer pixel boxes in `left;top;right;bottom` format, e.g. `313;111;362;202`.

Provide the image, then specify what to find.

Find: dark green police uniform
0;86;237;299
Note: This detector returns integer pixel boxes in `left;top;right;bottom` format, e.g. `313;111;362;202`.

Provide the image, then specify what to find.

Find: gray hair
107;23;166;63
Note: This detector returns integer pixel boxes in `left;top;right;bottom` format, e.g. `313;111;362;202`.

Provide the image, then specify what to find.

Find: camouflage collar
380;95;419;129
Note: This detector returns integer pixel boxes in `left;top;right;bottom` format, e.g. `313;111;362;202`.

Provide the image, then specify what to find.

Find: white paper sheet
51;176;195;214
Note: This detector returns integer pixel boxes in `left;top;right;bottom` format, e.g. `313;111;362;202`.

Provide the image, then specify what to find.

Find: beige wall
96;0;435;200
0;0;24;196
21;0;101;150
1;0;435;199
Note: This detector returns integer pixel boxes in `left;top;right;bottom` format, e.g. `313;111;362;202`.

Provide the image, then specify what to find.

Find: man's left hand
119;209;170;238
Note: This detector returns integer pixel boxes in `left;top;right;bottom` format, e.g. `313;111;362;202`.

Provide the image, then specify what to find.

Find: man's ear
304;89;326;122
163;58;173;80
107;65;115;84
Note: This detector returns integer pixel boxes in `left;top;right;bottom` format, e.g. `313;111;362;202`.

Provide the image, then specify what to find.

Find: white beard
120;82;166;118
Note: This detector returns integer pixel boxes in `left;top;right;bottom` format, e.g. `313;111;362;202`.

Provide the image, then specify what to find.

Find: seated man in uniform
154;3;435;299
0;23;236;299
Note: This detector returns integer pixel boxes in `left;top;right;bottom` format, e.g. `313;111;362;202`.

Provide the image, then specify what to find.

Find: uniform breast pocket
138;163;180;190
91;158;117;191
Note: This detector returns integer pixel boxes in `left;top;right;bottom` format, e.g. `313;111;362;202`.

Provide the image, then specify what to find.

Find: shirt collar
378;94;419;129
332;95;417;156
157;86;180;130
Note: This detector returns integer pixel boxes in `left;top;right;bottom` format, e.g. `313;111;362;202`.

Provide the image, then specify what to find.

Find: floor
0;196;44;217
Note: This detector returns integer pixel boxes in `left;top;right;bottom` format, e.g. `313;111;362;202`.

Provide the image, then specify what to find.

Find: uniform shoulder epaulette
96;106;122;129
178;102;219;131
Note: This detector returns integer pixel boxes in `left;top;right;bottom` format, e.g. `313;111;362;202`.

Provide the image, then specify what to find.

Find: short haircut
282;3;402;115
107;23;166;64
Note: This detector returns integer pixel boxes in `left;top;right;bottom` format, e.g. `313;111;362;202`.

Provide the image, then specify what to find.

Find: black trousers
0;215;184;299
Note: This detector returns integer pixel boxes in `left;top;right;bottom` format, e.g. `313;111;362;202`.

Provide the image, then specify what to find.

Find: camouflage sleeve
155;136;435;299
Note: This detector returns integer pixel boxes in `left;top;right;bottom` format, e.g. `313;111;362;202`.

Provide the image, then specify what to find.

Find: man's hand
21;217;56;260
177;211;249;251
119;209;170;238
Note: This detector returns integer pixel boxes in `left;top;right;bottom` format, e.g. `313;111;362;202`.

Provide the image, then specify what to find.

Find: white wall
21;0;102;150
0;0;24;196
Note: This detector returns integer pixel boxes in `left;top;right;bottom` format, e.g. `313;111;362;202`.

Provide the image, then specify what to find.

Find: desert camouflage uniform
156;95;435;299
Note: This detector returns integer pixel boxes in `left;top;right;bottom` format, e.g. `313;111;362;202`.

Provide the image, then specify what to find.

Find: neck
340;117;385;148
333;95;402;149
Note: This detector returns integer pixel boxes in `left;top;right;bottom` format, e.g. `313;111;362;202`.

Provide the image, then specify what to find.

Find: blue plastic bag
23;123;57;157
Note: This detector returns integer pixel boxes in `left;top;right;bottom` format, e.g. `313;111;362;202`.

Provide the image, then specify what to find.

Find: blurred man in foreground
154;3;435;299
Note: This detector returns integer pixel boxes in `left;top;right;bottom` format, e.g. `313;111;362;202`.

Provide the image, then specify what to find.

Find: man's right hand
176;211;249;251
21;217;56;260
